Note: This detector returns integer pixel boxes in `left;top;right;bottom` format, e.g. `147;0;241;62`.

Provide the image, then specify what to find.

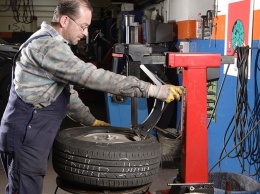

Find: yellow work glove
92;120;111;127
148;84;185;103
165;85;185;103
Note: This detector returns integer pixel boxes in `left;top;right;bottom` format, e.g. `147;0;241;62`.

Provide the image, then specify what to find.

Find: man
0;0;184;193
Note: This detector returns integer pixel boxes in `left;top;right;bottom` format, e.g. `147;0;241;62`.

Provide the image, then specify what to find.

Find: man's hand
165;85;185;103
148;84;185;103
92;120;111;127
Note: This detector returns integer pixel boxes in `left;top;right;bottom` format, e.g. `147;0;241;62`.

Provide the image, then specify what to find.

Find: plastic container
209;172;260;194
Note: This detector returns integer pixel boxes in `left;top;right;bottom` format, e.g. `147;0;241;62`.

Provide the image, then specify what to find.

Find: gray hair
52;0;93;22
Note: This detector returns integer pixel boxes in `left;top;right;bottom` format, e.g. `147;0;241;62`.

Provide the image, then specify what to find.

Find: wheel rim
75;132;141;143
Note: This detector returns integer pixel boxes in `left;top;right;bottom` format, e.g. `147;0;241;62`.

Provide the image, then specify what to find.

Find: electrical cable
0;0;10;12
22;0;34;24
209;119;260;172
11;0;35;24
209;46;260;180
12;0;20;23
109;21;117;42
246;47;260;178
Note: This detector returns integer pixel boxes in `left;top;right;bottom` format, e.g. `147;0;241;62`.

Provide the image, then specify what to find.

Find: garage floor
0;91;179;193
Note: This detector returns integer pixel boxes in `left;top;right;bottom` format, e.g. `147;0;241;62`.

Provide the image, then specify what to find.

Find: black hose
210;46;260;180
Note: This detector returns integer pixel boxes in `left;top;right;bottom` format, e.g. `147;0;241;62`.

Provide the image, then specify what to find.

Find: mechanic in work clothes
0;0;184;193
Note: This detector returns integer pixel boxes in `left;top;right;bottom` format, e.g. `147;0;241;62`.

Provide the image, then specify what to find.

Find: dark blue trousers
0;83;70;194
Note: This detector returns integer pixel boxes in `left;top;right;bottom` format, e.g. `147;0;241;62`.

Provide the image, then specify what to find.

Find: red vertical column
168;53;221;183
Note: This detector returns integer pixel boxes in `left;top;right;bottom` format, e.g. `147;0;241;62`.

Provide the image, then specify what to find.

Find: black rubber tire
52;126;161;189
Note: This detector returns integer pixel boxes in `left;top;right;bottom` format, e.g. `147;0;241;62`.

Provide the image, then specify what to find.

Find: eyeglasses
67;16;88;32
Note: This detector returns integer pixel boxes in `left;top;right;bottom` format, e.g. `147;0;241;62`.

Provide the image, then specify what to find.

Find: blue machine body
105;94;148;128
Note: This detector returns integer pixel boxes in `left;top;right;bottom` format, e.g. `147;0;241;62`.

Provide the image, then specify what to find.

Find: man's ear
60;15;69;28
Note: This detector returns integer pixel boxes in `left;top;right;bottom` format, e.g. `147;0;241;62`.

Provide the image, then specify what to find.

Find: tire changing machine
111;50;235;194
111;49;231;194
55;14;234;193
106;14;235;194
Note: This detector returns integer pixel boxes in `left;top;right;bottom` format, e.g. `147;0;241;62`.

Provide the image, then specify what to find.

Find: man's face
65;7;92;45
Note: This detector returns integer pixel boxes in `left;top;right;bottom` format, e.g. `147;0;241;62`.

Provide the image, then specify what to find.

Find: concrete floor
0;91;179;193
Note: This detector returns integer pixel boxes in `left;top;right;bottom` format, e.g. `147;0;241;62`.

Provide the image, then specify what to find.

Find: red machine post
168;53;221;183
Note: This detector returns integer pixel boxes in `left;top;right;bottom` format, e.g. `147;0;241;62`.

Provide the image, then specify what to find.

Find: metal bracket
221;55;234;64
169;182;214;194
137;64;167;140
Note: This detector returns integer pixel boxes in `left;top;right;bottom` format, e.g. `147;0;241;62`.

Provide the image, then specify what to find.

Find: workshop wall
0;0;56;32
0;0;110;32
174;0;260;181
167;0;215;39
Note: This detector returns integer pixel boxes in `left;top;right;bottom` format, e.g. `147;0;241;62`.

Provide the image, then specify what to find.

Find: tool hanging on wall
201;10;213;41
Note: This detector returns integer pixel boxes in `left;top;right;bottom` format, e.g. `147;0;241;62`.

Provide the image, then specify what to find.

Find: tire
52;126;161;189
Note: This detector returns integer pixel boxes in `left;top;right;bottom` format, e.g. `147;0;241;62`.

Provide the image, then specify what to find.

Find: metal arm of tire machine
112;43;169;138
